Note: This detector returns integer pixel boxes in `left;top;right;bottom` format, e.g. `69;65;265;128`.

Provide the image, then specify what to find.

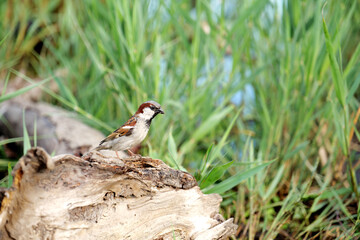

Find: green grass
1;0;360;238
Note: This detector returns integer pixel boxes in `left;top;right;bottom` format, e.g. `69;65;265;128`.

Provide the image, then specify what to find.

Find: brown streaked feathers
93;101;164;153
98;117;137;146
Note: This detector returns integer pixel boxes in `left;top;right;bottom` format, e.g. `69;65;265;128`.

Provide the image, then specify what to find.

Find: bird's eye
150;106;156;110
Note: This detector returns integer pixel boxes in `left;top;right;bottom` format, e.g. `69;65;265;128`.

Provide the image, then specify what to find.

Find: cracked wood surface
0;147;237;240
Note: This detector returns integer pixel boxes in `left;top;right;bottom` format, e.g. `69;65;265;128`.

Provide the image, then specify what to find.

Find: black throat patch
146;112;159;127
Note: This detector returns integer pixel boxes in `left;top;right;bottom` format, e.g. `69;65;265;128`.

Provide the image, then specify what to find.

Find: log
0;100;105;156
0;147;237;240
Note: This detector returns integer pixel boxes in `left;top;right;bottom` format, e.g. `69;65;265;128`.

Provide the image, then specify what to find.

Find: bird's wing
98;116;137;145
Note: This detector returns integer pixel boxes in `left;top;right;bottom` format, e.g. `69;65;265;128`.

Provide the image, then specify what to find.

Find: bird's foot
127;150;142;158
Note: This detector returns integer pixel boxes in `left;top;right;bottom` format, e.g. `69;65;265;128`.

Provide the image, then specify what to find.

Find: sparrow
94;101;164;158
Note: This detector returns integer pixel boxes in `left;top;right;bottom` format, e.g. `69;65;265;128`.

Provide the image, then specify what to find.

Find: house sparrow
94;101;164;157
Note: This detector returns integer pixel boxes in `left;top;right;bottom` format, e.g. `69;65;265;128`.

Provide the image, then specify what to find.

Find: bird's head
135;101;164;123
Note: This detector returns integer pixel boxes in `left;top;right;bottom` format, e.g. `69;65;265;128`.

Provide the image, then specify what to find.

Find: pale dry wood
0;100;104;155
0;147;237;240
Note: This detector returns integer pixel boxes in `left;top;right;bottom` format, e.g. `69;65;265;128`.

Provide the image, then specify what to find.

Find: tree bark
0;148;237;240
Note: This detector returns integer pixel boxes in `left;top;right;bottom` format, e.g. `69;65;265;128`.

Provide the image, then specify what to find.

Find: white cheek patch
138;108;155;119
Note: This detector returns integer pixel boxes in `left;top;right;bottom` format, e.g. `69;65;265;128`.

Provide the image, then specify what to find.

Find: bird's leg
127;149;142;158
127;149;135;156
116;151;121;159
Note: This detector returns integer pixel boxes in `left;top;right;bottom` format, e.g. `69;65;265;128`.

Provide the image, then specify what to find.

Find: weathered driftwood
0;100;104;156
0;147;237;240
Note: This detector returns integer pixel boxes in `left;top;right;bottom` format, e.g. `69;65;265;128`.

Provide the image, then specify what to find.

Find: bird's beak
157;108;164;114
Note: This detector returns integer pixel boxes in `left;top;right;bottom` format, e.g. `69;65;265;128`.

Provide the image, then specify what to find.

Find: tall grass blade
0;77;51;103
322;5;346;108
1;71;10;96
203;160;275;194
199;160;234;189
22;109;31;155
7;163;13;188
180;106;233;155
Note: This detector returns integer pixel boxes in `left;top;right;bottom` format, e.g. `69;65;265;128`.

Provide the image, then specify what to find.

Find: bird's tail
92;145;104;151
82;145;104;158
